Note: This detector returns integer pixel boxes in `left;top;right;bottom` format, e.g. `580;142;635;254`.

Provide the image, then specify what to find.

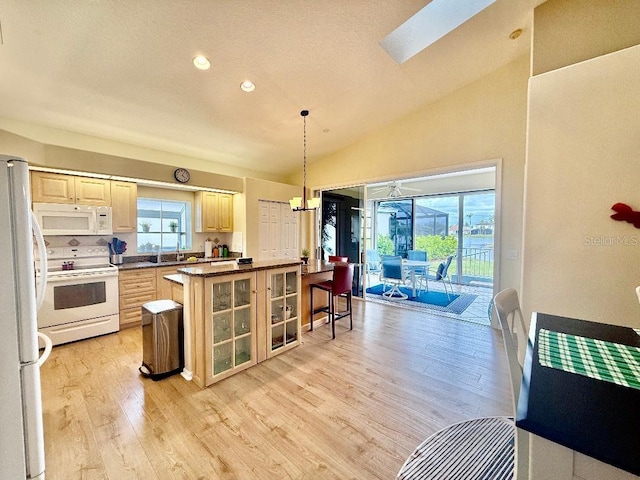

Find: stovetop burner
39;245;117;275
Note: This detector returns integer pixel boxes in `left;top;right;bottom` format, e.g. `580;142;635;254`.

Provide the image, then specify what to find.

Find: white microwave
33;203;113;236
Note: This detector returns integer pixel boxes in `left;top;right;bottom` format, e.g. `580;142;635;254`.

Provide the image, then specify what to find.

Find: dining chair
493;287;529;479
309;262;354;339
328;255;349;263
395;288;528;480
431;254;454;300
406;250;429;294
380;255;408;299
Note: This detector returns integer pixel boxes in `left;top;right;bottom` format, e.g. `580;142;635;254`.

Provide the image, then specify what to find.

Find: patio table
402;259;430;297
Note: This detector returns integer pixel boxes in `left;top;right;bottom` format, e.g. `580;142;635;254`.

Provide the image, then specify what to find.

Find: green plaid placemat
538;328;640;390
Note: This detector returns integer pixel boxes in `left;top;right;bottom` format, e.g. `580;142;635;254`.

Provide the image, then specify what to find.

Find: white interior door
258;201;298;261
280;204;298;259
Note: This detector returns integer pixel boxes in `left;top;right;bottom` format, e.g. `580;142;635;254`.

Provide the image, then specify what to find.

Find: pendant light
290;109;320;211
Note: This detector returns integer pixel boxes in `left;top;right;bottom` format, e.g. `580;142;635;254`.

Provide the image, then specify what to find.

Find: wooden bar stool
309;262;354;339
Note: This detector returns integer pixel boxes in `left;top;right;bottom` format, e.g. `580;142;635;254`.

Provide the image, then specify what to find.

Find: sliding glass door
319;186;365;297
461;192;494;286
374;189;495;287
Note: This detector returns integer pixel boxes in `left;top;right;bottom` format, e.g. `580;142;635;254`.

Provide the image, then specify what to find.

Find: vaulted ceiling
0;1;544;177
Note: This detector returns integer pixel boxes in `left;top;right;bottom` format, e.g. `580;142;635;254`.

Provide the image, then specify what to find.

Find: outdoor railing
457;247;493;285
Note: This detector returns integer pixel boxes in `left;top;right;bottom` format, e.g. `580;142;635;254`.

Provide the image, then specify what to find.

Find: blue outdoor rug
365;284;477;315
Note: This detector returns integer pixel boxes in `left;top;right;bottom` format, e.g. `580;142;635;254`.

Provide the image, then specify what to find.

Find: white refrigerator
0;155;50;479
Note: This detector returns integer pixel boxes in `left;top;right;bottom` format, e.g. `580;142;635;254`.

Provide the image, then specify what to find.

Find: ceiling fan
370;181;420;198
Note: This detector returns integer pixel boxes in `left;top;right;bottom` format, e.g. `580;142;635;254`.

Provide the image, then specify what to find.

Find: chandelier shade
290;109;320;211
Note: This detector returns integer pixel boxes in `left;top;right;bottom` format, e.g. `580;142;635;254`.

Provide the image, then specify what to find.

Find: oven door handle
32;210;48;312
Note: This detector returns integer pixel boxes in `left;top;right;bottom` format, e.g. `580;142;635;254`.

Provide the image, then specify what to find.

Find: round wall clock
173;168;190;183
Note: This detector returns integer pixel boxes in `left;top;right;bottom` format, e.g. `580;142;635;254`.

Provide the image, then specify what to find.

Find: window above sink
137;198;192;253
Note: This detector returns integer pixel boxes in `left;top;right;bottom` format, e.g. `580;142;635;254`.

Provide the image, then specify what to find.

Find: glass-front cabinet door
205;272;256;385
267;266;301;358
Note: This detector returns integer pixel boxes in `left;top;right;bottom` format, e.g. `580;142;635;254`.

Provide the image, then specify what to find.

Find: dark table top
516;312;640;476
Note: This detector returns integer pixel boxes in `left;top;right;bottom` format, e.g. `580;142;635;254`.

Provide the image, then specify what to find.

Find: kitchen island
177;259;302;388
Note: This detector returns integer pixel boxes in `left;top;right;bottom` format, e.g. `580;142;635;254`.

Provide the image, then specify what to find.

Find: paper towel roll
205;240;213;258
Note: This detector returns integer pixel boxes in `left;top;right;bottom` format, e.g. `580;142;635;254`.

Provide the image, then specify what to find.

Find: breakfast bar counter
301;260;335;330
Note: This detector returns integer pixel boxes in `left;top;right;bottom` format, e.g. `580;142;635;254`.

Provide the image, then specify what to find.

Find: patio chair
395;288;528;479
380;255;408;299
432;254;454;300
365;249;382;286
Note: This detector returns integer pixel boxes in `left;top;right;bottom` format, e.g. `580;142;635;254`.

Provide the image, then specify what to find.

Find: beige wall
1;129;244;193
307;55;530;292
0;129;46;163
522;0;640;327
0;127;304;259
0;117;282;183
522;44;640;326
533;0;640;75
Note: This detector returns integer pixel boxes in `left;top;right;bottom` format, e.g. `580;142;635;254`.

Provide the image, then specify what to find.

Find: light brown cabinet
118;269;156;328
155;266;180;300
195;191;233;233
263;266;301;361
203;271;257;385
119;266;186;328
31;171;111;205
111;180;137;232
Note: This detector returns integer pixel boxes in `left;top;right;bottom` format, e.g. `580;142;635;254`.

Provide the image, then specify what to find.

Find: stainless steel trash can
140;299;183;380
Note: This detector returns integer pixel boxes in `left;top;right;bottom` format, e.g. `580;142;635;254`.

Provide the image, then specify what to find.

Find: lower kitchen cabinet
155;266;181;300
118;269;156;328
204;272;257;385
264;266;301;360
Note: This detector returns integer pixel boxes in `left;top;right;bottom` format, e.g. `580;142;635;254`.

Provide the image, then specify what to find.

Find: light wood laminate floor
40;300;512;479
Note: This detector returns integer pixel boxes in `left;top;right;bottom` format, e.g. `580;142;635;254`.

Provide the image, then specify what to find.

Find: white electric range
37;246;119;346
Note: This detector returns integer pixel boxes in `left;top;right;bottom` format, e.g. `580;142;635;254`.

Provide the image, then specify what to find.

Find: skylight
380;0;497;64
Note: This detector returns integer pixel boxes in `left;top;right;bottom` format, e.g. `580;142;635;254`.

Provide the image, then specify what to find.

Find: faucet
176;242;184;261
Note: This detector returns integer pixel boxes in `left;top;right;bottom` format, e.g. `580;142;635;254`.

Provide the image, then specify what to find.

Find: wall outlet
507;250;519;260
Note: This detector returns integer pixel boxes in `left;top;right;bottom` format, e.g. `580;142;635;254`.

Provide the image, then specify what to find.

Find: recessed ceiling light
509;28;523;40
240;80;255;92
192;55;210;70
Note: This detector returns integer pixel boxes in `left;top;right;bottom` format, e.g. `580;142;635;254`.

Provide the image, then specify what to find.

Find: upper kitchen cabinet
31;171;111;206
195;191;233;233
111;180;137;232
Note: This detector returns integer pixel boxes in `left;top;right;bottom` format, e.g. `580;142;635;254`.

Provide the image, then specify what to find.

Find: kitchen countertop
301;260;335;275
177;258;302;277
116;257;235;271
163;273;185;285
